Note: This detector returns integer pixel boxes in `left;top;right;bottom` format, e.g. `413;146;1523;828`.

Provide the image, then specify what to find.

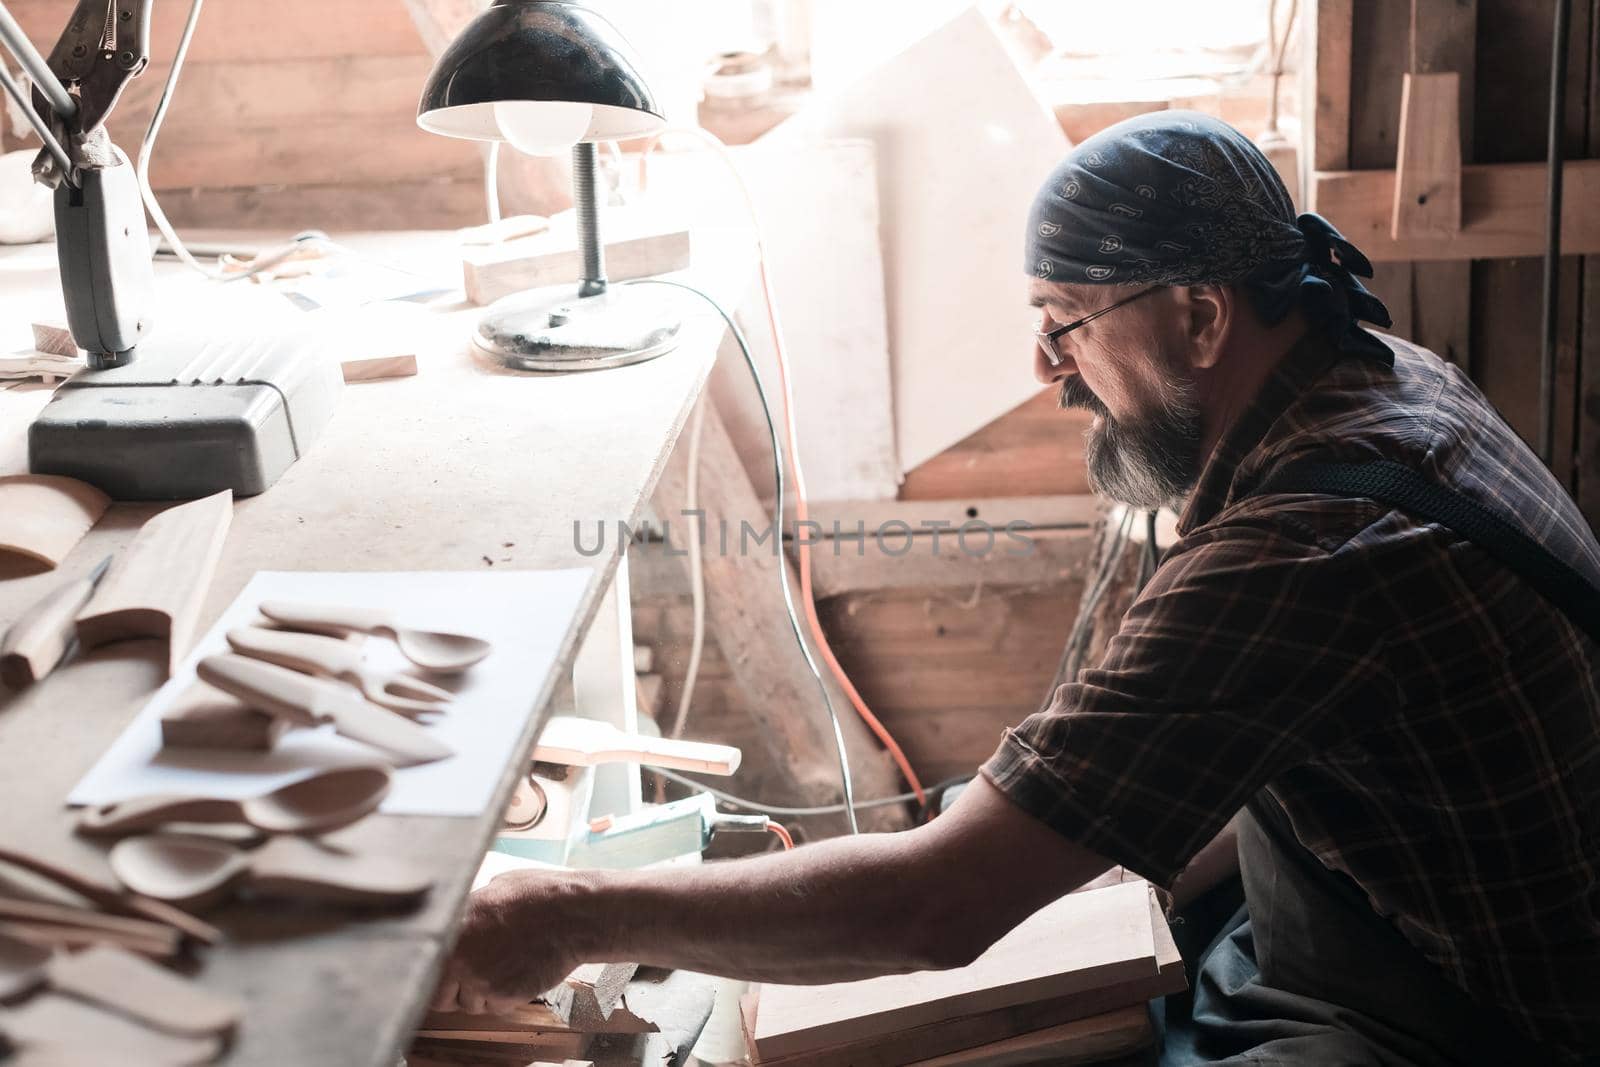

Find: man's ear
1181;284;1233;370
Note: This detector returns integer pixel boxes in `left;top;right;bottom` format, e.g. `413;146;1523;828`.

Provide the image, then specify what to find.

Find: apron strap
1251;459;1600;646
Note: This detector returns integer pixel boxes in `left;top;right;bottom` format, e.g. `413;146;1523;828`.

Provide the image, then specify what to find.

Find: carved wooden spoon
78;765;392;838
110;834;432;911
258;601;491;673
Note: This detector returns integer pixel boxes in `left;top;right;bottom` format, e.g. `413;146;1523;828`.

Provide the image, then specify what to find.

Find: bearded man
432;113;1600;1066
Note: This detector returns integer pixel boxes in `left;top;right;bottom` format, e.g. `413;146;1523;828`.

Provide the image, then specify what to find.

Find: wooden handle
226;625;360;679
196;653;329;726
534;717;742;775
258;601;395;637
634;735;743;776
78;794;243;836
0;576;95;688
48;943;244;1037
0;845;220;946
247;836;431;906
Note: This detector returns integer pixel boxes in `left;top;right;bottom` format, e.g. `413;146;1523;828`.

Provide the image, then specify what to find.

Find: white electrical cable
625;275;861;834
668;394;708;741
655;768;922;818
133;0;218;278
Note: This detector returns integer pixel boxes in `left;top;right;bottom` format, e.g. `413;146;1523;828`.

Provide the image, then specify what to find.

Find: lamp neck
572;142;607;297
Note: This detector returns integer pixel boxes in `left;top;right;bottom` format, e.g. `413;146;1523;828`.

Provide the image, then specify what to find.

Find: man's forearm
553;829;963;985
531;779;1112;987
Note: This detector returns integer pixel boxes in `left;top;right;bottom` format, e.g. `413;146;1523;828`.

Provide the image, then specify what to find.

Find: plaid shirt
983;331;1600;1058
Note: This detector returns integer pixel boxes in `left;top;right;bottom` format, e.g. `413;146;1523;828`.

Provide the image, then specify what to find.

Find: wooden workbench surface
0;229;746;1064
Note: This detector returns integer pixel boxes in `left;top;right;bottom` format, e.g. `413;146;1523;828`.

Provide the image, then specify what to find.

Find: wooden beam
1391;73;1461;239
1302;0;1355;172
1311;160;1600;261
1404;0;1475;366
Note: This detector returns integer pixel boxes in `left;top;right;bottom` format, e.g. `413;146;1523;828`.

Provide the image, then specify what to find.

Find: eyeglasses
1034;285;1163;366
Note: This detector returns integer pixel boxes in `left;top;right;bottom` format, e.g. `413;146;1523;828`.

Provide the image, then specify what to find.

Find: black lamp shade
417;1;665;143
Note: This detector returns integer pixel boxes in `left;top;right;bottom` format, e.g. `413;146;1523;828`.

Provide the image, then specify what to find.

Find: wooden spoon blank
257;601;492;672
0;475;109;570
0;992;222;1065
110;834;432;910
78;764;392;837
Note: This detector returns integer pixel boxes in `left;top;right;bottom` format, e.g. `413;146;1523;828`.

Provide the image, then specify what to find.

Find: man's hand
430;870;582;1015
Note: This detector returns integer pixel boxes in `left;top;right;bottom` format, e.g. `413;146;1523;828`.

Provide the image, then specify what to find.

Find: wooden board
645;140;901;502
900;391;1093;501
908;1003;1153;1067
159;681;290;752
1391;73;1461;239
463;211;692;306
765;7;1069;475
1310;159;1600;261
342;355;419;384
1302;0;1354;171
0;474;110;570
74;490;233;676
748;887;1181;1067
747;881;1157;1063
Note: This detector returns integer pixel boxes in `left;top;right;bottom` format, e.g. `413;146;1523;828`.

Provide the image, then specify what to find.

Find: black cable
1540;0;1572;468
624;277;861;834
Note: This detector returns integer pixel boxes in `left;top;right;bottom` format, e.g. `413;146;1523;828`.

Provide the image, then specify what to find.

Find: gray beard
1059;375;1201;511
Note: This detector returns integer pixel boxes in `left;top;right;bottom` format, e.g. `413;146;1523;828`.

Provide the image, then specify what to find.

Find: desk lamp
0;0;342;500
418;0;681;371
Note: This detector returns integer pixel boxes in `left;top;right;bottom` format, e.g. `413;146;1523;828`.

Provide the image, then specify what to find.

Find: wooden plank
765;7;1069;474
1404;0;1475;367
145;118;482;190
153;179;486;233
907;1004;1153;1067
1391;73;1461;239
1303;0;1355;171
75;490;232;677
342;355;419;384
646;141;901;503
463;213;692;305
114;56;445;129
1310;159;1600;261
900;391;1092;501
752;889;1179;1066
7;0;429;62
748;881;1157;1063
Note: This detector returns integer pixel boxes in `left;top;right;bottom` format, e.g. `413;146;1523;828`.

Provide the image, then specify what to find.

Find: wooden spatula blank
47;944;243;1037
0;475;109;570
75;490;233;677
534;717;741;775
0;991;222;1065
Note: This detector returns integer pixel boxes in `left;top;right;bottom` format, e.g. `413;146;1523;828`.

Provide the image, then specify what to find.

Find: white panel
765;7;1069;473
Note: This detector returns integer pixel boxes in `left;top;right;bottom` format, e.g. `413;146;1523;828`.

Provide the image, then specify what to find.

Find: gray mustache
1059;375;1110;417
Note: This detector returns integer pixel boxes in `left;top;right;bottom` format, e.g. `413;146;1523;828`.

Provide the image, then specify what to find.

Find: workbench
0;229;746;1064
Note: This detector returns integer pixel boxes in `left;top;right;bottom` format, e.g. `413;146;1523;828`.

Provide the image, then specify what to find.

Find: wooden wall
3;0;487;230
1341;0;1600;520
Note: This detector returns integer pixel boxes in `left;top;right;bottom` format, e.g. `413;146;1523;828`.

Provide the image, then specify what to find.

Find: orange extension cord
767;821;796;850
638;129;927;806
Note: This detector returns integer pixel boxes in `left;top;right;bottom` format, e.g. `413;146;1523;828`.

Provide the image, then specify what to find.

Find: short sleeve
982;520;1397;887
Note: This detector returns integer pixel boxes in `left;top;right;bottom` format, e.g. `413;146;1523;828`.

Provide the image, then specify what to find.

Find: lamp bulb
494;101;595;156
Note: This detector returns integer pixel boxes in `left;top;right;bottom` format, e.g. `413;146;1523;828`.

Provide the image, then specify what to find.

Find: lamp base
473;285;681;372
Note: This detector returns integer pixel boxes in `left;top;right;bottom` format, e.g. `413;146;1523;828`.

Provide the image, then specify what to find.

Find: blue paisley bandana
1026;111;1393;364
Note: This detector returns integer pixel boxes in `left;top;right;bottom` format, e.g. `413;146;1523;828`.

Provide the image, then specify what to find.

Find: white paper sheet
69;569;594;817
